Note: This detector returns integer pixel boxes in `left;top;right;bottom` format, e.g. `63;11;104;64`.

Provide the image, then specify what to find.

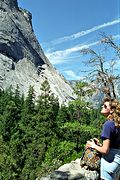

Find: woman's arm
86;138;110;154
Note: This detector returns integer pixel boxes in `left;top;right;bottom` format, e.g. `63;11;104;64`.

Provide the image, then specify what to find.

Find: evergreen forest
0;80;105;180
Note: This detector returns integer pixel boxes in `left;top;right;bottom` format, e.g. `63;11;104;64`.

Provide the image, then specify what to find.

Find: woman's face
101;101;111;116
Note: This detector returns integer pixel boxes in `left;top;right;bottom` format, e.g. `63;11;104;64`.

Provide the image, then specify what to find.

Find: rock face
39;159;100;180
0;0;75;104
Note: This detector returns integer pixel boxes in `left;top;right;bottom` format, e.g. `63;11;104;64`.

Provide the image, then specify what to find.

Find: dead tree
80;35;120;99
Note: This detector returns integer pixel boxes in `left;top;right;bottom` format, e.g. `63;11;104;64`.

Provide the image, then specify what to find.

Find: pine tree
35;80;59;150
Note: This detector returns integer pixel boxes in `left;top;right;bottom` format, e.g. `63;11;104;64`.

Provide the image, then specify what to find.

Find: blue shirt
101;120;120;149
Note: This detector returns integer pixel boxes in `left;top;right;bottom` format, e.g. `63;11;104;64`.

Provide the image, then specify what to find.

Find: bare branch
80;34;120;99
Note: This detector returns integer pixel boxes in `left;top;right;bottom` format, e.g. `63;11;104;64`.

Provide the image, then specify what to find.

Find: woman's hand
86;139;96;149
93;138;102;146
93;138;99;144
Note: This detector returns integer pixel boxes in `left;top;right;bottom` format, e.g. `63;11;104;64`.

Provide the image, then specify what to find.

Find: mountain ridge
0;0;76;104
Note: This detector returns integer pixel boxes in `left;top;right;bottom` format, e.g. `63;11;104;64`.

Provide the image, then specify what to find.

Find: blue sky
18;0;120;80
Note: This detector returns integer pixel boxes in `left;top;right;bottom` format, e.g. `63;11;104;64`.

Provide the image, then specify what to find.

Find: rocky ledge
39;159;100;180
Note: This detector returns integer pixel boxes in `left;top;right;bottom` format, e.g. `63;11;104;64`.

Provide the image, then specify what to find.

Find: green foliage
0;80;104;179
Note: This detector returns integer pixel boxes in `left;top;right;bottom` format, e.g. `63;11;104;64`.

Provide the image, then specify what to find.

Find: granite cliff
0;0;75;104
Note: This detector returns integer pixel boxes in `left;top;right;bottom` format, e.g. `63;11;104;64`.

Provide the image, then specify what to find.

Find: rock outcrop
0;0;75;104
39;159;100;180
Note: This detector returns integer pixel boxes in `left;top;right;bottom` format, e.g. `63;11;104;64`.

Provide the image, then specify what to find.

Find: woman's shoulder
101;120;115;138
104;120;115;128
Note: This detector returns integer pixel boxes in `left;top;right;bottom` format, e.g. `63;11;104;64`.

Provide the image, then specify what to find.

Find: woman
87;97;120;180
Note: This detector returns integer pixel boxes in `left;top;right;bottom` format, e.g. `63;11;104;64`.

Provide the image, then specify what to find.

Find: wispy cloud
43;19;120;47
64;70;83;80
43;18;120;80
46;41;99;64
46;34;120;65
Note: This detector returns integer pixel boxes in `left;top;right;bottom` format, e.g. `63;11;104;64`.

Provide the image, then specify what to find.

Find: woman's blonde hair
104;97;120;127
